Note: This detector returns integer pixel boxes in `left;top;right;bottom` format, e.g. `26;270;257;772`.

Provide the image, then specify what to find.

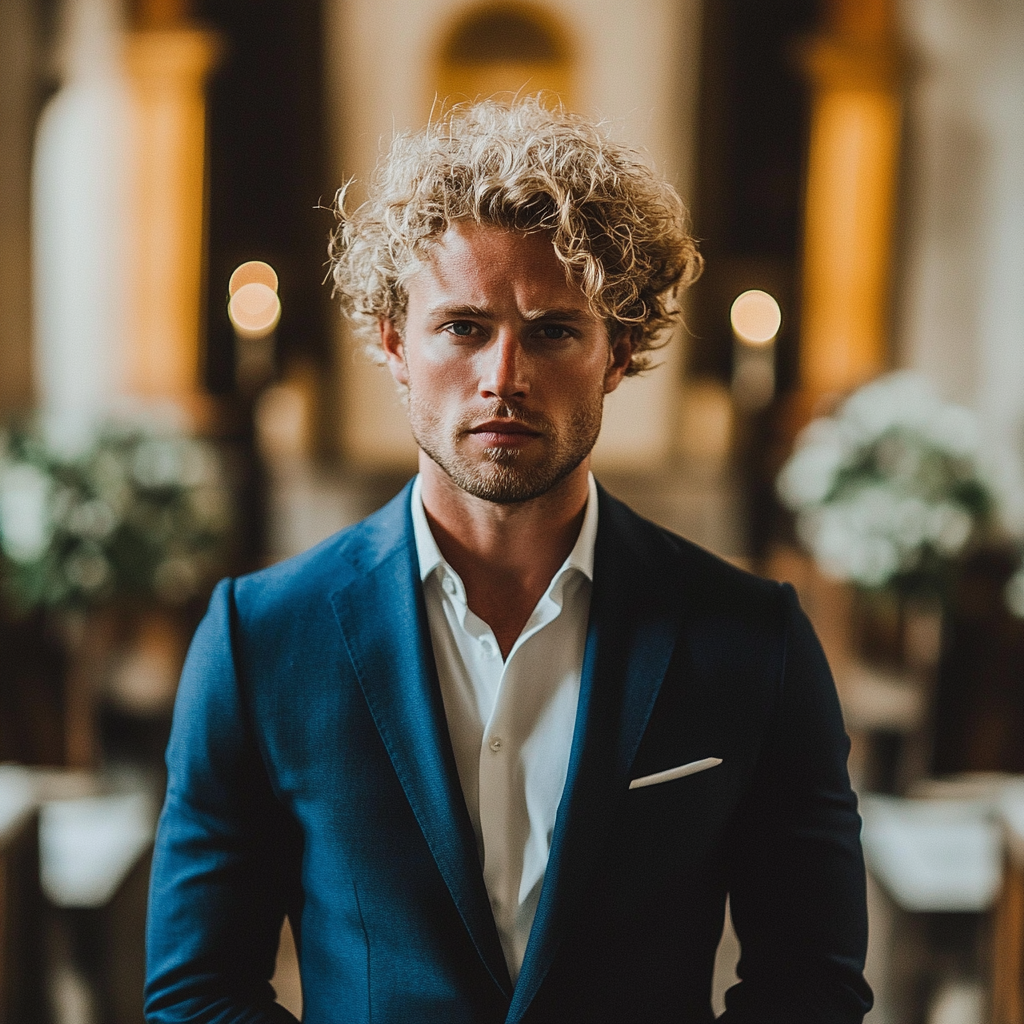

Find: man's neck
419;454;591;658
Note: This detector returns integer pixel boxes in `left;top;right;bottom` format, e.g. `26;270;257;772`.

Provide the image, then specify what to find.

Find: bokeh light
228;280;281;339
730;289;782;345
228;260;279;296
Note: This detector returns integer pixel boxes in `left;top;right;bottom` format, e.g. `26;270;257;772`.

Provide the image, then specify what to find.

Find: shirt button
488;736;503;752
441;575;456;595
480;637;498;659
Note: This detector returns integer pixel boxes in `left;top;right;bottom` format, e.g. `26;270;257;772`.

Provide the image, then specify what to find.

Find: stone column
797;0;902;401
896;0;1024;483
0;0;37;417
123;1;220;421
32;0;134;451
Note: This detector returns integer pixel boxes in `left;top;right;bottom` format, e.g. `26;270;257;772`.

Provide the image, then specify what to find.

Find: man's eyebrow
424;304;491;320
424;305;592;322
521;308;591;323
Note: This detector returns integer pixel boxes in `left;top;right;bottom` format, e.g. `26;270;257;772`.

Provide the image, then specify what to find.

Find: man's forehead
407;220;591;308
426;219;558;263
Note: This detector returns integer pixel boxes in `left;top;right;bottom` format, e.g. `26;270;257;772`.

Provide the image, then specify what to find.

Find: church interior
1;0;1024;1020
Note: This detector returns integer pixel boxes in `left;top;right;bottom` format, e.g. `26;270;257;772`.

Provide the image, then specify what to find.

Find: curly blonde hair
329;97;702;375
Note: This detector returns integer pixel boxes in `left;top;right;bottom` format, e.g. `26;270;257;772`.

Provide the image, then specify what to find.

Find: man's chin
453;469;555;505
438;455;581;505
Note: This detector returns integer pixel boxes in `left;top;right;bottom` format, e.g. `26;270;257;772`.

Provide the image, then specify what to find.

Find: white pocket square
629;757;723;790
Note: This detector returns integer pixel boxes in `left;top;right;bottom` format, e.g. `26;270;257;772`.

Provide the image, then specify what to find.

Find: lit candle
730;289;781;411
228;260;280;393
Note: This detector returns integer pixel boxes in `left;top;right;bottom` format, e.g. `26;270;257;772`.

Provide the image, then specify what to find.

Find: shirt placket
476;580;567;972
474;616;513;946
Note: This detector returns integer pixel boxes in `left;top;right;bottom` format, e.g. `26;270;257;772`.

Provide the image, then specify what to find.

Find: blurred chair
861;789;1002;1024
0;768;46;1023
841;660;931;794
930;549;1024;779
0;768;157;1022
992;791;1024;1024
40;786;158;1024
762;546;938;794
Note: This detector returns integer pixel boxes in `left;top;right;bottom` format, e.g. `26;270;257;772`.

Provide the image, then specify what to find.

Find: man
146;99;872;1022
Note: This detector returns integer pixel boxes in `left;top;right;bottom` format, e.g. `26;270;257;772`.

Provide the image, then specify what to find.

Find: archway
433;2;573;110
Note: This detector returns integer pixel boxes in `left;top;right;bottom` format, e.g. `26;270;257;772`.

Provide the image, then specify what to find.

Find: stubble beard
408;392;605;505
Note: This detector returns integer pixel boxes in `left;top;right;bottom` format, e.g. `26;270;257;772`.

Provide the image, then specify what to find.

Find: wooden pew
992;792;1024;1024
0;768;45;1023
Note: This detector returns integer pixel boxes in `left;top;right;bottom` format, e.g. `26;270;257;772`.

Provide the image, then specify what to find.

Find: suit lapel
329;486;512;999
508;488;686;1022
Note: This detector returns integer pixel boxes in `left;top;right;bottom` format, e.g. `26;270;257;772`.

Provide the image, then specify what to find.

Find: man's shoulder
595;483;782;616
230;479;414;617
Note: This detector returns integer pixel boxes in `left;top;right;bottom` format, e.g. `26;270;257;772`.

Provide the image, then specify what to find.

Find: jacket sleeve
719;583;873;1023
145;578;300;1024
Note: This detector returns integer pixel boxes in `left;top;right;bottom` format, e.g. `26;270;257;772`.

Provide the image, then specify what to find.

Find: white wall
897;0;1024;464
324;0;703;471
32;0;133;452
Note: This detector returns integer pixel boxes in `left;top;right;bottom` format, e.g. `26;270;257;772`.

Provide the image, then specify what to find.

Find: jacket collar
329;482;513;998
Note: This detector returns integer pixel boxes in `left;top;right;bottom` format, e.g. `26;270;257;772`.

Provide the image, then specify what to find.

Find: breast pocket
619;753;737;863
629;756;722;790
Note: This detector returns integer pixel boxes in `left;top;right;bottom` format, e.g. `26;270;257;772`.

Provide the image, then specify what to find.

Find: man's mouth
466;419;543;445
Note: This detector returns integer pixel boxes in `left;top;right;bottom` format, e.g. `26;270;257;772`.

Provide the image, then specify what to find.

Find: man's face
381;221;631;504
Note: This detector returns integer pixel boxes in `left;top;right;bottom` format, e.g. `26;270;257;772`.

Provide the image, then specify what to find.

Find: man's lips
466;419;542;444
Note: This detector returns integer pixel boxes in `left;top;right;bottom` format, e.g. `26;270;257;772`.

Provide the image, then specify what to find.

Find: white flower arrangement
0;421;235;613
777;372;1008;599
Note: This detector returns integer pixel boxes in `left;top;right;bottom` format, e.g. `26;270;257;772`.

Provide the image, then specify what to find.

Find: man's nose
479;332;529;400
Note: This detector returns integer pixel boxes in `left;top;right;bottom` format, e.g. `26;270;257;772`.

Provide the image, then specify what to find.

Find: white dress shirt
410;473;598;982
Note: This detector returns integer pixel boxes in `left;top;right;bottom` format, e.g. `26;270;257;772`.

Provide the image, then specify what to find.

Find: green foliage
0;422;235;614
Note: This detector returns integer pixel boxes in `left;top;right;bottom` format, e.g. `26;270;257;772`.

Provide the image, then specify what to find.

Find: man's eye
537;325;571;340
445;322;476;337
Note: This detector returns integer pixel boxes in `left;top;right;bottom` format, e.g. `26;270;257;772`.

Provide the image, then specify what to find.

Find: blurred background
1;0;1023;1020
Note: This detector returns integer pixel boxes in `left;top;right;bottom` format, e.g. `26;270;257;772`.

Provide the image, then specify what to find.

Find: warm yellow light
800;85;899;393
730;290;782;345
228;260;279;297
228;281;281;338
123;27;221;407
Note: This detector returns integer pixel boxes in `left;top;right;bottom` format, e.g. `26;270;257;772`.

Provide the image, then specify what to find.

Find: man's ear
380;319;409;386
603;326;638;394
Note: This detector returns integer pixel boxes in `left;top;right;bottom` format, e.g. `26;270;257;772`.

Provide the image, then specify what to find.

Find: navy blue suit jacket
145;482;872;1022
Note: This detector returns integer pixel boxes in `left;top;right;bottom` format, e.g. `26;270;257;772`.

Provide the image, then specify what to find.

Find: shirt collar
410;471;599;586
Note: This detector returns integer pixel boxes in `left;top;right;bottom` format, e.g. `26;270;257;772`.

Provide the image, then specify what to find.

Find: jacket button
489;736;502;752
